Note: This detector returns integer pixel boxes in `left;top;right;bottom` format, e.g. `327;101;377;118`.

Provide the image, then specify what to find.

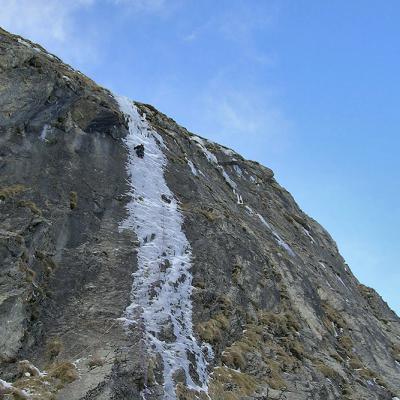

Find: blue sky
2;0;399;314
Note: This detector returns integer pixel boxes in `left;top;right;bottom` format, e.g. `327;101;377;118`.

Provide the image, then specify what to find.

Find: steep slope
0;28;399;400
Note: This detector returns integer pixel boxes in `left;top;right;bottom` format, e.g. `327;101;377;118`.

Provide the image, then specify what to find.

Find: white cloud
181;1;278;66
198;77;291;158
0;0;101;67
0;0;169;67
0;0;93;42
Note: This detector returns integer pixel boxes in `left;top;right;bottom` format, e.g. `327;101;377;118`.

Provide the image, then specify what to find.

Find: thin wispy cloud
0;0;92;42
0;0;170;66
178;2;286;154
182;1;278;66
202;86;291;155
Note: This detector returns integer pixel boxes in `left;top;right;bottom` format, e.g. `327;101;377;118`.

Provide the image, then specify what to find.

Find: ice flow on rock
115;96;211;399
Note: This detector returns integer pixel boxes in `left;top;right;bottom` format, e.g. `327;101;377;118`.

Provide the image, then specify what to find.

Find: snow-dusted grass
0;379;13;390
0;379;29;399
17;37;55;59
115;96;210;399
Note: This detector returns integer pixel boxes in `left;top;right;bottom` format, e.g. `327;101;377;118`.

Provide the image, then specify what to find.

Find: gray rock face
0;27;399;400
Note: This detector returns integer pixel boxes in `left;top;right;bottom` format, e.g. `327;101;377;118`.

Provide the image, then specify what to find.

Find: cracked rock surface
0;27;399;400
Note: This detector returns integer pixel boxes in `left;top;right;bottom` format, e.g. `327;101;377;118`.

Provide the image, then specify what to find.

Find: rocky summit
0;27;399;400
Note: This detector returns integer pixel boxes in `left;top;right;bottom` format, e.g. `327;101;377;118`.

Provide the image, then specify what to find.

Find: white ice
236;193;244;205
336;275;348;290
0;379;13;389
221;169;237;190
243;206;295;256
0;379;29;398
190;136;218;164
190;136;243;204
40;124;50;141
302;227;315;244
219;146;235;156
17;38;32;48
245;205;255;216
318;261;326;270
233;164;243;178
186;159;198;177
115;96;210;399
17;38;55;60
257;213;296;257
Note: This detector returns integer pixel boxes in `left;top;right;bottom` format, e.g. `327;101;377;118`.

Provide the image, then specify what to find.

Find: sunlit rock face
1;27;399;400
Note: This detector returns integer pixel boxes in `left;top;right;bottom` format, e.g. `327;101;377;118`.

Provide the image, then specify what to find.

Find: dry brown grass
0;184;27;200
322;302;347;331
348;357;363;370
49;362;78;383
175;383;208;400
338;335;353;353
87;356;105;369
392;343;400;362
199;207;217;222
69;191;78;209
18;200;41;215
196;313;229;344
46;338;63;359
314;361;343;383
209;367;258;400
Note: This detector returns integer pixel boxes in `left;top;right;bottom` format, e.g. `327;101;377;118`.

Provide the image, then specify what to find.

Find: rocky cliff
0;27;399;400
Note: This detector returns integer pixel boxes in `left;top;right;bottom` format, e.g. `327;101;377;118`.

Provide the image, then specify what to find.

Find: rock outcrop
0;27;399;400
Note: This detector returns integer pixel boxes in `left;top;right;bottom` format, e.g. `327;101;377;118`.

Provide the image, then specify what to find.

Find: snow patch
0;379;13;389
17;37;55;60
219;147;235;156
17;38;32;48
21;360;46;377
115;96;211;399
0;379;29;398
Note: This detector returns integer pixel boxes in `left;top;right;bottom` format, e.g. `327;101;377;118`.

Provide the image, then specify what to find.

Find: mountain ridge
0;27;399;400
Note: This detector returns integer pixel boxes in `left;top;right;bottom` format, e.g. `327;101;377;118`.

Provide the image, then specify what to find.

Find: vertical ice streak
190;135;243;204
115;96;210;399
